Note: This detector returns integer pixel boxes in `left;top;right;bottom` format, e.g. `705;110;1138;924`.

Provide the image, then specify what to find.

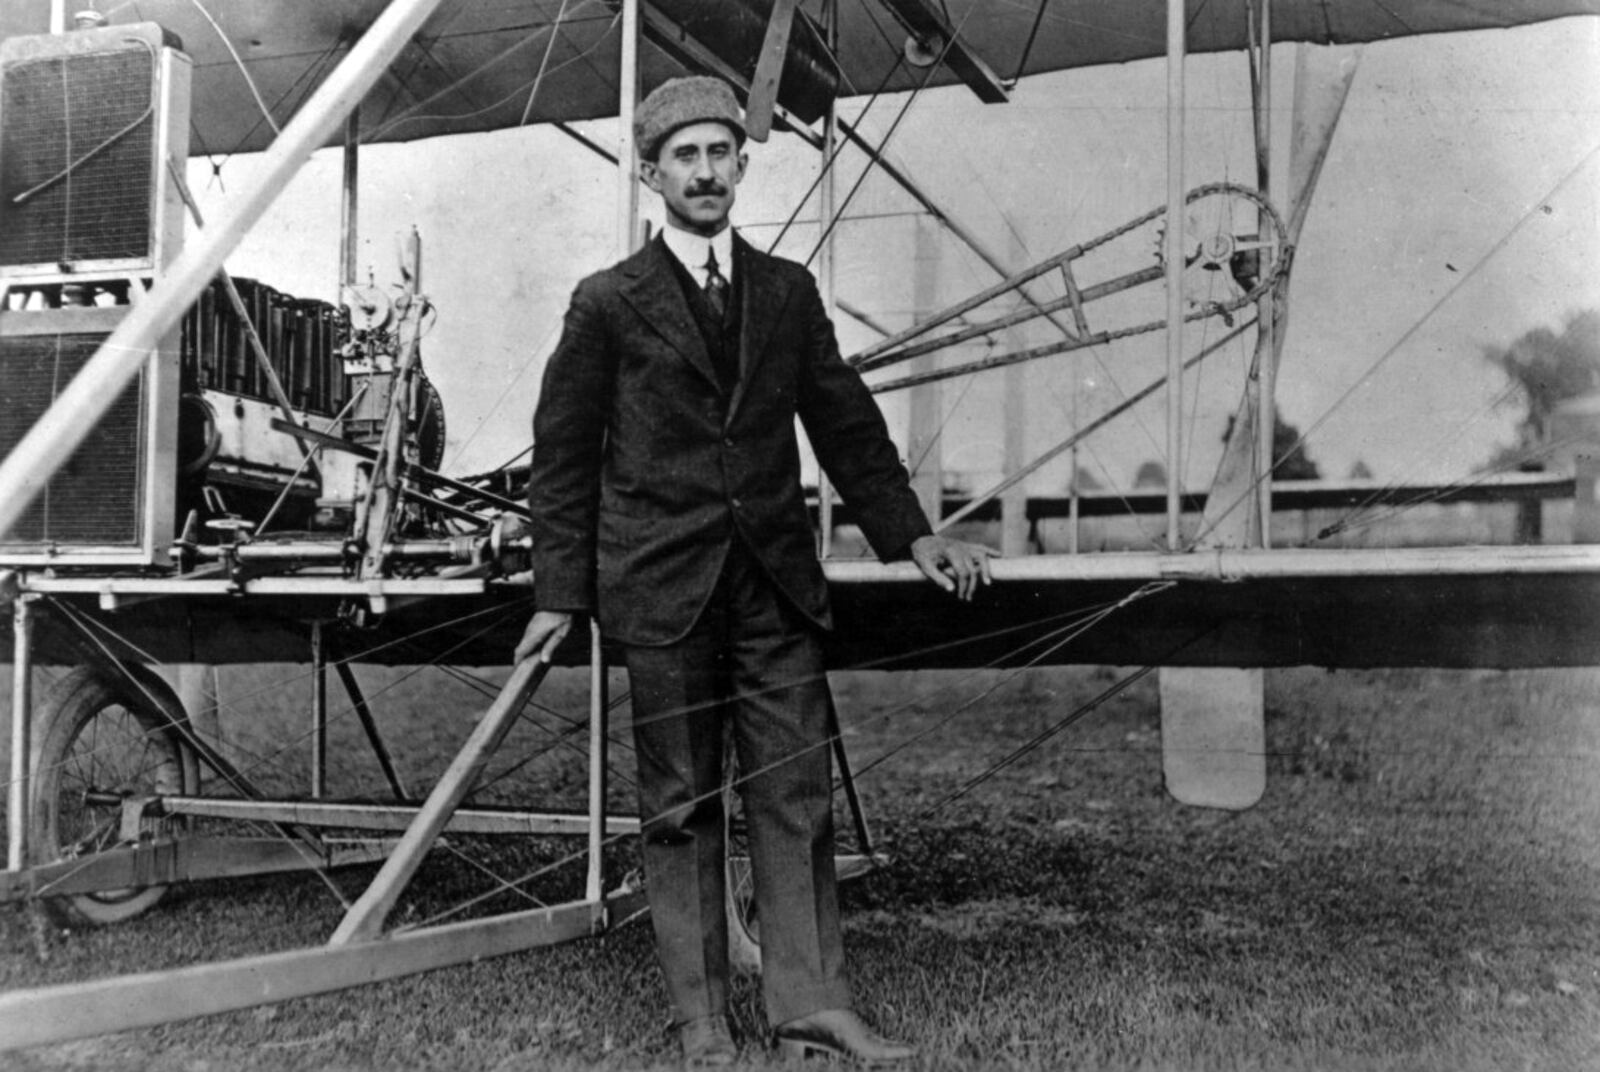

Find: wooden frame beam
0;889;646;1052
820;543;1600;585
1165;0;1187;550
640;2;823;149
7;596;33;871
156;797;641;837
745;0;801;141
0;836;393;901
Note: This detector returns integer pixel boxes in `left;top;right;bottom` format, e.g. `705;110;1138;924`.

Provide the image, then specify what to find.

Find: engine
0;20;445;566
2;275;445;546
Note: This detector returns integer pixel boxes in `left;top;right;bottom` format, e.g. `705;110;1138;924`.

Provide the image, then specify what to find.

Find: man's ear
639;159;662;193
734;151;748;186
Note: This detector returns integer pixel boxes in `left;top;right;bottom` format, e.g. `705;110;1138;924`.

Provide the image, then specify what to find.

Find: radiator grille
0;47;155;268
0;333;146;546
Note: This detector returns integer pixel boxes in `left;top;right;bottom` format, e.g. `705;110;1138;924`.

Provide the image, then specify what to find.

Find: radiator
0;22;186;277
0;324;149;547
0;23;189;566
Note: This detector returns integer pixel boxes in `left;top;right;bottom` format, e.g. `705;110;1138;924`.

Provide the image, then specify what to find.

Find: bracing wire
905;366;980;486
1300;324;1585;543
425;660;640;797
18;594;538;807
255;383;369;536
25;597;614;917
518;0;572;126
1035;358;1166;551
437;840;552;912
36;600;357;909
930;319;1257;535
211;610;536;793
216;37;342;166
405;582;1180;931
30;563;1592;946
915;664;1158;820
365;6;617;141
1313;436;1583;544
764;55;905;256
185;0;281;136
440;311;567;473
1047;413;1170;552
848;583;1177;782
1190;139;1600;551
800;5;982;270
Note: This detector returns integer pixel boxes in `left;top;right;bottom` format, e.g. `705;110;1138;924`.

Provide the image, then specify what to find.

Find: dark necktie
703;247;729;322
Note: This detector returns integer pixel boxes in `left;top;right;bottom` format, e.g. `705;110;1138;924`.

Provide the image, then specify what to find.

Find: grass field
2;662;1598;1071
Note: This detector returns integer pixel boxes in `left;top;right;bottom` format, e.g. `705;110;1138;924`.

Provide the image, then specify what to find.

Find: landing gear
28;665;198;927
725;786;762;975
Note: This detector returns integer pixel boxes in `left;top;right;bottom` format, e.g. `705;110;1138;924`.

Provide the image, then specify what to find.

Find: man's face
640;121;747;236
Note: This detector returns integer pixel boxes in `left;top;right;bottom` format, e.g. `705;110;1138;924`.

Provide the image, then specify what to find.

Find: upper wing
1;1;1594;154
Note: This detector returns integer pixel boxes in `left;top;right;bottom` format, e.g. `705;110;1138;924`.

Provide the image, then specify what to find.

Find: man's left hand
909;534;998;601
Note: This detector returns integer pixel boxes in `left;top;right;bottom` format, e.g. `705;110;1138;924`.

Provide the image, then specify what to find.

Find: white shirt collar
660;224;734;288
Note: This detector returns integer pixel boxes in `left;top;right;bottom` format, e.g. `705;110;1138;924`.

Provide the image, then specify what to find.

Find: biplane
0;0;1597;1051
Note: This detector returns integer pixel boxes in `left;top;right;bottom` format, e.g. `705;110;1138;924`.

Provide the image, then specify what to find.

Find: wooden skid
0;888;646;1052
161;797;642;837
0;836;393;901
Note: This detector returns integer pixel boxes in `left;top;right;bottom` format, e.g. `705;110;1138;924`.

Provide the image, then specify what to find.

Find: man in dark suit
516;76;994;1068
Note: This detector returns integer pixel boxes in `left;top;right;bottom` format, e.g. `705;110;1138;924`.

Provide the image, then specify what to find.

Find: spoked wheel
29;664;198;927
724;779;761;975
721;710;880;978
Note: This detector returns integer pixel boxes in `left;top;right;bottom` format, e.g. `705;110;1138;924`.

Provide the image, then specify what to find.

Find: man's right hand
514;610;574;665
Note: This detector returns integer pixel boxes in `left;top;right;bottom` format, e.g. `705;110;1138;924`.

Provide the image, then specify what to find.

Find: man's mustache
686;181;728;197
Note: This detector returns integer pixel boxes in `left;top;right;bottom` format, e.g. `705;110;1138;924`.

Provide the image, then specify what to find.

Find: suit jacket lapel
729;234;794;418
619;237;722;392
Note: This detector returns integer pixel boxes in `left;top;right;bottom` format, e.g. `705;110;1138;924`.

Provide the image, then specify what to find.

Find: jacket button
731;498;743;509
723;437;734;447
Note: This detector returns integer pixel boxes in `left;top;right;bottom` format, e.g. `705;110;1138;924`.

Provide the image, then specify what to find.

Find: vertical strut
1069;369;1081;554
816;0;840;558
1252;0;1275;547
1164;0;1188;550
1000;230;1030;557
8;596;34;872
828;693;873;858
908;219;944;522
585;622;609;905
341;108;360;290
310;622;329;799
617;0;641;258
332;653;410;802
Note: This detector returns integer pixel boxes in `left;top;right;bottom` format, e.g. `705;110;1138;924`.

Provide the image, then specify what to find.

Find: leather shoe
680;1014;738;1068
774;1008;916;1065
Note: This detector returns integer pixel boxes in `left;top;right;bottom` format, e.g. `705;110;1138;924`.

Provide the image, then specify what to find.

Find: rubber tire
29;665;198;927
724;784;762;975
726;852;761;975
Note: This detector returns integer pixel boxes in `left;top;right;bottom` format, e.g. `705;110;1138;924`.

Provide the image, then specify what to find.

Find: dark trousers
622;542;851;1027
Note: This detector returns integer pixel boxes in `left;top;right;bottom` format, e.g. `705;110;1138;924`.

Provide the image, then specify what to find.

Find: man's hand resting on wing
909;534;998;601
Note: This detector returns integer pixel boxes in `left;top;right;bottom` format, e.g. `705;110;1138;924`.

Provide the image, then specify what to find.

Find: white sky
194;16;1600;491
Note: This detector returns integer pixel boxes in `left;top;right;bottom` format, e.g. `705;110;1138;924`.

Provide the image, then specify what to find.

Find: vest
667;248;742;395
